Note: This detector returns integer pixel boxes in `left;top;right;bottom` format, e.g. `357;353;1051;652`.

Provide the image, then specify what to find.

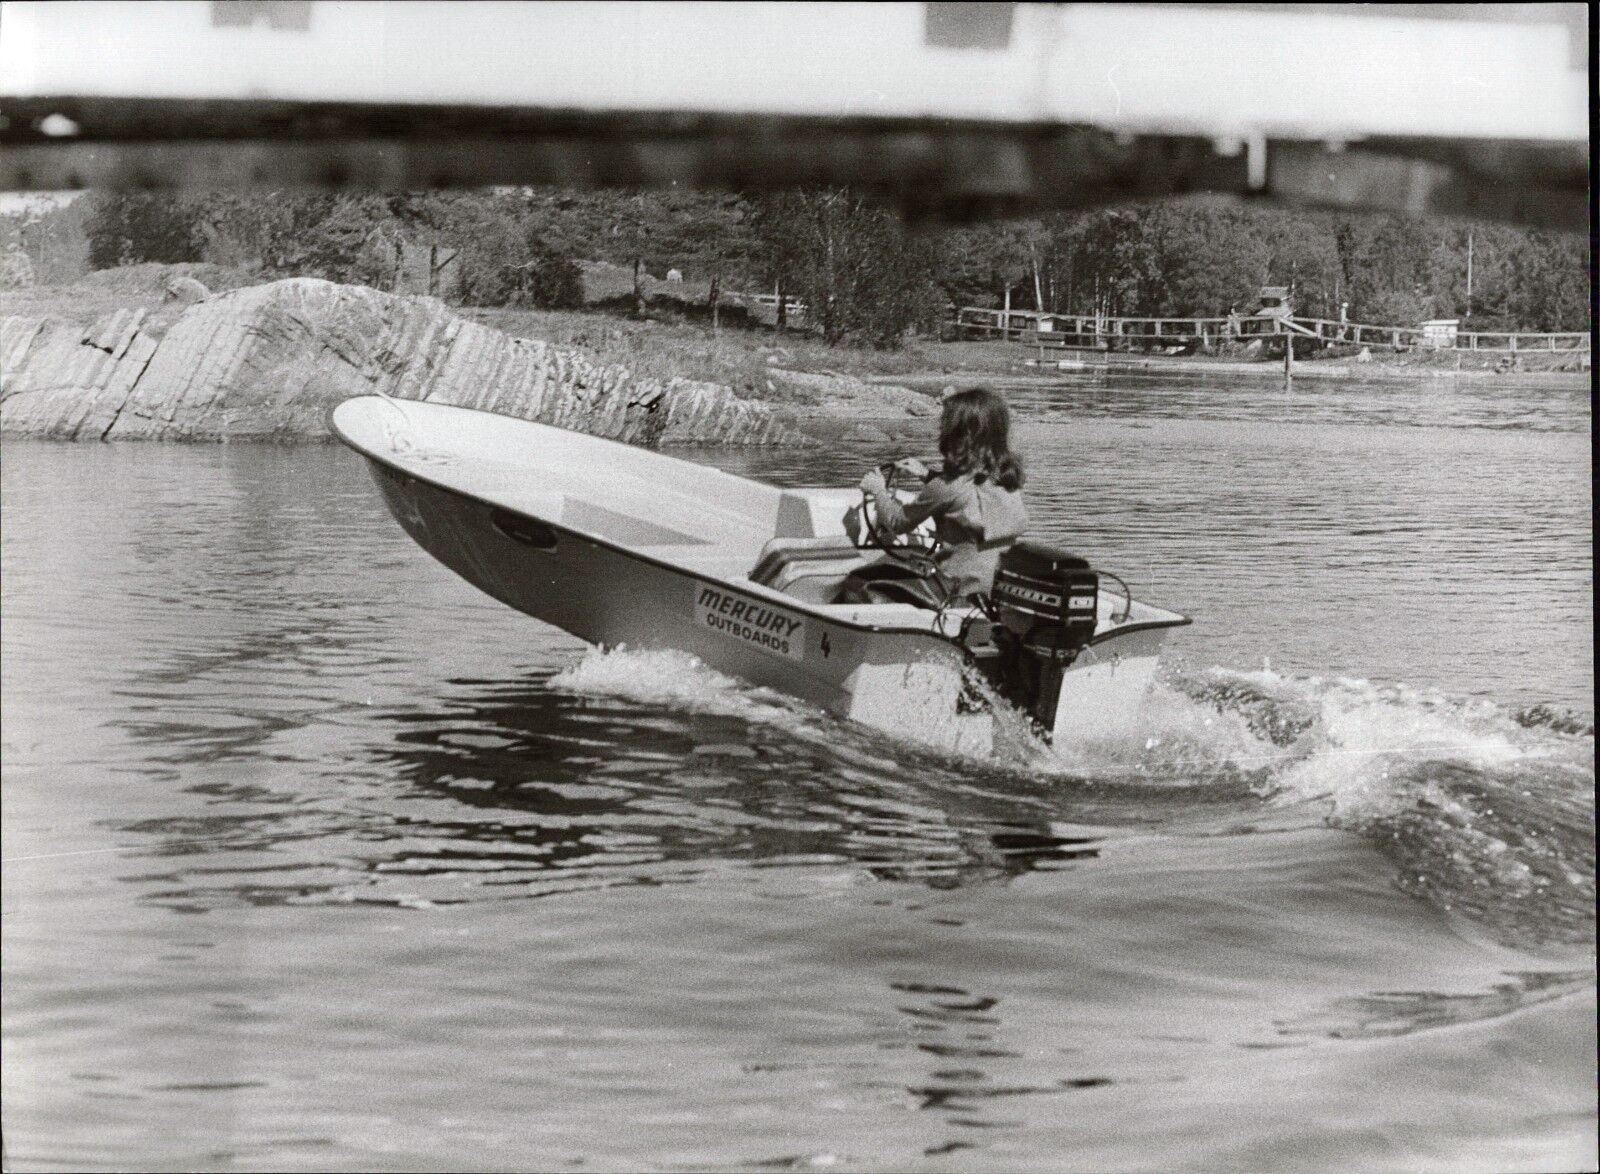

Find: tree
664;192;757;330
754;189;940;348
1140;204;1269;316
750;195;805;334
0;195;92;284
1251;207;1341;319
1062;207;1164;317
1333;213;1440;324
936;220;1042;309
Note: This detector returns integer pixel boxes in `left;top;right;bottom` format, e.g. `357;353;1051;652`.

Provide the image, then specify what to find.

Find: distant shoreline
883;355;1590;393
1012;353;1590;388
1;267;1587;448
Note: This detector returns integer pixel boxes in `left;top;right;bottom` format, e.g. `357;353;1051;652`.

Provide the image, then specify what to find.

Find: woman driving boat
851;386;1029;606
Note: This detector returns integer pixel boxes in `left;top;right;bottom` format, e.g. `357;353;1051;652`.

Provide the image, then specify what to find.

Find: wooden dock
947;307;1589;355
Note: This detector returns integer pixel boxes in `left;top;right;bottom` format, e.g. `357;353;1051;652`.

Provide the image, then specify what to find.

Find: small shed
1419;319;1460;349
1250;286;1294;319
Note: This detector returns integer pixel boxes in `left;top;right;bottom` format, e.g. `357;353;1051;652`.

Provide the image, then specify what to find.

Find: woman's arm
871;478;953;535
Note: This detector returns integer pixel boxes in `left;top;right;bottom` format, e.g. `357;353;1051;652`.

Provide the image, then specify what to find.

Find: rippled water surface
3;375;1594;1172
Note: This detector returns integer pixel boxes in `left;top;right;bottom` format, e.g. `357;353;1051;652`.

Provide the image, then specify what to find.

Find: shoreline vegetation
1;189;1589;444
8;188;1587;335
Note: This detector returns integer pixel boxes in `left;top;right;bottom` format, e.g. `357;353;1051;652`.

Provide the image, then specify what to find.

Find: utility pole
1466;230;1474;318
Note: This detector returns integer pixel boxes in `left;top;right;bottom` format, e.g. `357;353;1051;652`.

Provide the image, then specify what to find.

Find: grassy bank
0;263;268;337
463;306;1017;399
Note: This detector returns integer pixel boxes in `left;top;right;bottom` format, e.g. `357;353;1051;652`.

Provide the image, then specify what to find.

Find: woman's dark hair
938;386;1024;490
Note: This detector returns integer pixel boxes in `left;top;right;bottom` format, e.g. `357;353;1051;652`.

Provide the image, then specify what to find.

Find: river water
2;374;1593;1172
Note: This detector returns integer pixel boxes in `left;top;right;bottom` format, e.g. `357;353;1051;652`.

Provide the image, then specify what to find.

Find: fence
946;307;1589;353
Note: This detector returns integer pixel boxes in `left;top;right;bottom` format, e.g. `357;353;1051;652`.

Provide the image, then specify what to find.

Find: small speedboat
332;396;1190;754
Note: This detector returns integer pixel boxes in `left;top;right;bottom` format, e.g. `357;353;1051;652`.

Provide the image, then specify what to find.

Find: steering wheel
855;464;902;548
857;462;947;582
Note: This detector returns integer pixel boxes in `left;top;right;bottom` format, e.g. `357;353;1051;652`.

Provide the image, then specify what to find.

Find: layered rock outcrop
1;278;803;445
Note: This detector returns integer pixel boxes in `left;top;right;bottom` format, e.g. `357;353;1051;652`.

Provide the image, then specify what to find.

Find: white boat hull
332;396;1189;754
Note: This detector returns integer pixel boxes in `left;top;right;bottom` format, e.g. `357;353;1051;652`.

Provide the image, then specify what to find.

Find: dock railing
946;307;1589;353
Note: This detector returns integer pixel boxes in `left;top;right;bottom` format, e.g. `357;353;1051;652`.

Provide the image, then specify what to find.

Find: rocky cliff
0;278;803;445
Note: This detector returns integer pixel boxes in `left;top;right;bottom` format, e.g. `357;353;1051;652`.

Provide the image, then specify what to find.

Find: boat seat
749;536;883;604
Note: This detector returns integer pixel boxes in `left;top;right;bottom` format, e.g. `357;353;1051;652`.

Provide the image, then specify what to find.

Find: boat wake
551;645;840;736
551;647;1596;951
550;646;919;777
1074;667;1595;951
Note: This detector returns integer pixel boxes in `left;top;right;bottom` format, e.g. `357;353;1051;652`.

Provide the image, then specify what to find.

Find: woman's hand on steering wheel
892;457;930;482
859;459;938;562
862;459;928;498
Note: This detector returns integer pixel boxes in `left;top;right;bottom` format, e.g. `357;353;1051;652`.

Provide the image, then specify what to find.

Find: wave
550;647;1595;950
1165;667;1596;951
1514;703;1596;738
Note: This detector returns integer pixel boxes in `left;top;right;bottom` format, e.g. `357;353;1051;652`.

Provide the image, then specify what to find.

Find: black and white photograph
0;2;1593;1171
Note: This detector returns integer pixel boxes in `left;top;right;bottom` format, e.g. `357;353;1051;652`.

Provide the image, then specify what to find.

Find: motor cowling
984;541;1100;731
993;541;1100;660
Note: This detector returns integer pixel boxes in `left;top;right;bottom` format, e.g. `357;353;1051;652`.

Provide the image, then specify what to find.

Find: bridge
947;307;1590;355
0;4;1586;232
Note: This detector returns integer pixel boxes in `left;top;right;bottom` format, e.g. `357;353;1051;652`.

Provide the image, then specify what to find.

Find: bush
85;194;204;270
0;244;34;288
519;248;584;308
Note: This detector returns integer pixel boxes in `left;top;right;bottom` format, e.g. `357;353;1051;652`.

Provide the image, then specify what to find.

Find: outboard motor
985;540;1100;730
